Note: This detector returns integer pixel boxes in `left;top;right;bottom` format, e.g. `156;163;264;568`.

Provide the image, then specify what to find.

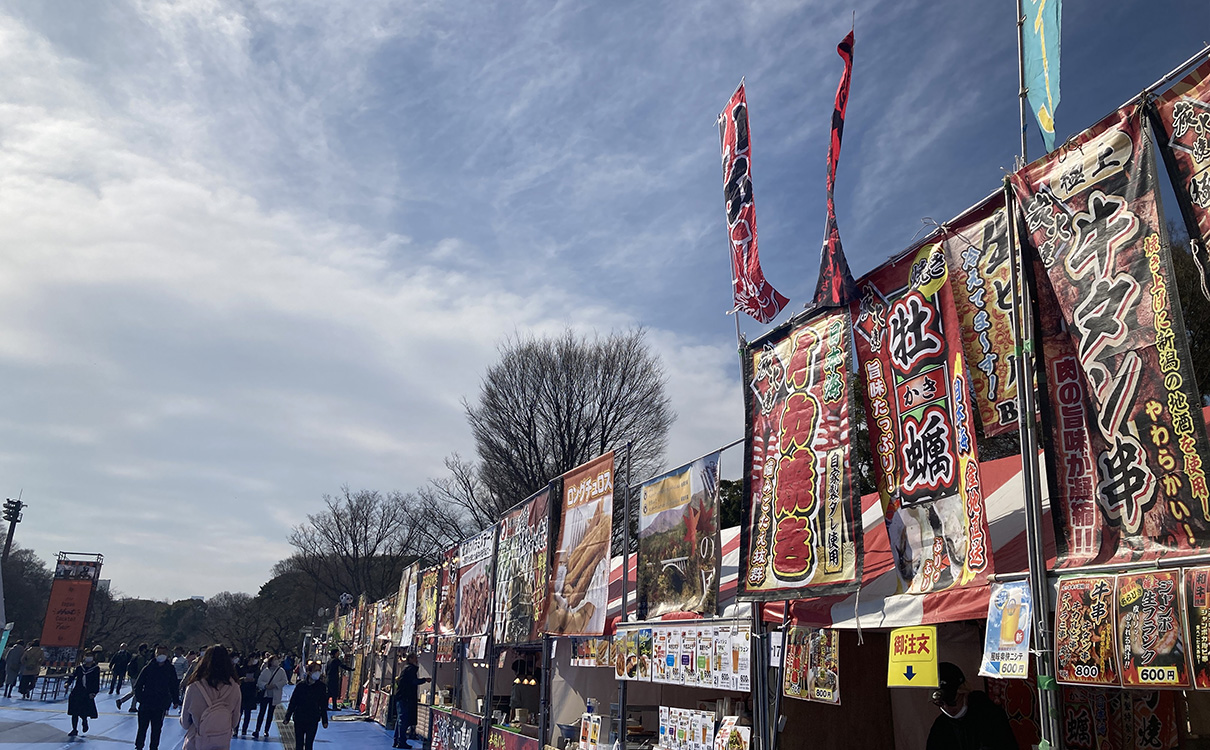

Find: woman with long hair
178;644;241;750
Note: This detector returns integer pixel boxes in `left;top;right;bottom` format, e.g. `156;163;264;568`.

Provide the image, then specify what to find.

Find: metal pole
1015;0;1029;166
617;441;633;750
539;637;552;748
1004;183;1061;748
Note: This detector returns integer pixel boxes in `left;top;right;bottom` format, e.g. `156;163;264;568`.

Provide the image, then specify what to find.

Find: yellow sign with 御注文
887;625;938;687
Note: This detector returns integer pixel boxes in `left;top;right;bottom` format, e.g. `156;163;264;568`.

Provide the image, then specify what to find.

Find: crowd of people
0;638;342;750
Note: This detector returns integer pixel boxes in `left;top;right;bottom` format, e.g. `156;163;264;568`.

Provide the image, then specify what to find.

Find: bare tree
465;328;675;507
414;454;499;548
284;487;420;603
203;592;270;656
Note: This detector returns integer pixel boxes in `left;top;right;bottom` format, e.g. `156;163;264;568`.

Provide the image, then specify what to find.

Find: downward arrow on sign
904;666;916;680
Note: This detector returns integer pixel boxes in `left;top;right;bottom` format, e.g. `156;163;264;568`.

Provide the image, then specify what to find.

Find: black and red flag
812;31;859;309
719;83;789;324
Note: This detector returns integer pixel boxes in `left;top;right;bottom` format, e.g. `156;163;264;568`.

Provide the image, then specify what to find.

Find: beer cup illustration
998;589;1022;648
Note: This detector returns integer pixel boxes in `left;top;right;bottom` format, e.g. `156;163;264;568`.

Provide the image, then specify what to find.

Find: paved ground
0;686;397;749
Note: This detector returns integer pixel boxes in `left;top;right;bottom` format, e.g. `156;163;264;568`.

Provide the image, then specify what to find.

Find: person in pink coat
178;644;241;750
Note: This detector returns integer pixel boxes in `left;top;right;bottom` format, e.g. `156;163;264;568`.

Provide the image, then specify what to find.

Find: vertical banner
494;487;552;644
396;562;420;648
1184;566;1210;689
941;195;1019;435
1011;104;1210;564
547;452;614;635
979;581;1033;679
438;548;460;636
418;566;441;635
1114;570;1189;688
1152;58;1210;288
740;308;862;599
813;30;858;308
1022;0;1061;151
718;83;789;323
638;453;722;617
1054;576;1119;686
852;242;993;594
782;625;841;705
40;558;102;668
456;527;496;637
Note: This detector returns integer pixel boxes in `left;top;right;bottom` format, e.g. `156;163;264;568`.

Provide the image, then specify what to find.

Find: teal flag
1023;0;1061;151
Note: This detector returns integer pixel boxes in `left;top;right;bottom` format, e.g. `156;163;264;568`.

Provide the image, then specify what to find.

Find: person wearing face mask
253;654;288;739
108;643;131;695
926;662;1018;750
236;653;260;737
130;646;182;750
65;647;103;736
284;661;329;750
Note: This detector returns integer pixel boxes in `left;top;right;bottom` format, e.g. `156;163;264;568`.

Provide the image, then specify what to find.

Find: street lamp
2;498;24;564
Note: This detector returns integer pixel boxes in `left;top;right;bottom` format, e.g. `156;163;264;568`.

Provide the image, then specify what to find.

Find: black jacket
926;691;1019;750
68;663;101;696
110;649;131;674
127;651;149;680
284;680;328;726
134;659;180;712
393;664;426;706
324;657;350;687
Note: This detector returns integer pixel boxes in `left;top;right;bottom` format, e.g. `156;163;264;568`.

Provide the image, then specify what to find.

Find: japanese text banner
638;453;721;618
1153;58;1210;277
494;487;552;644
1011;103;1210;564
547;452;614;635
852;243;993;594
456;527;496;637
941;195;1019;436
740;308;862;599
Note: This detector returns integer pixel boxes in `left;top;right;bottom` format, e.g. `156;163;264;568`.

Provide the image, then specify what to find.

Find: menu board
979;581;1033;679
438;549;460;636
1115;570;1190;688
456;528;496;637
494;488;552;644
1054;576;1120;685
1185;567;1210;689
659;708;716;750
617;622;749;692
782;625;840;704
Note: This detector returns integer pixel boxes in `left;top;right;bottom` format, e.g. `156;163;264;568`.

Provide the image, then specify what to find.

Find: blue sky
0;0;1205;600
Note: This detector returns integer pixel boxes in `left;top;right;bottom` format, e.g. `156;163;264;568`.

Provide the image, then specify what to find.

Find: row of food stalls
315;45;1210;750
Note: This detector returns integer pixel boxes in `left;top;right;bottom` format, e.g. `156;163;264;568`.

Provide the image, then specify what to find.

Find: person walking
173;646;190;703
132;645;181;750
392;652;430;748
125;643;151;712
18;639;43;698
283;661;329;750
281;653;294;685
65;647;103;736
252;654;287;740
3;639;24;698
235;653;260;737
179;644;241;750
323;649;351;711
109;643;132;695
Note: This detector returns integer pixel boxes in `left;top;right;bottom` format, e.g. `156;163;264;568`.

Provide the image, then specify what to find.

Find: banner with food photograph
438;548;460;636
1114;570;1189;688
494;486;553;645
851;241;993;594
638;453;722;617
1012;103;1210;565
740;308;862;600
1184;566;1210;688
456;527;496;637
547;452;614;635
418;565;441;635
782;625;840;704
1152;58;1210;275
396;562;420;648
1054;576;1120;686
941;195;1019;436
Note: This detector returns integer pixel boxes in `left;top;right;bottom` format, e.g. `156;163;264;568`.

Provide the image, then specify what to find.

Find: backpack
195;683;234;749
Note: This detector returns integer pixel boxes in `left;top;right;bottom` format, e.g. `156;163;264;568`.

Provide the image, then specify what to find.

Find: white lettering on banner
567;469;613;506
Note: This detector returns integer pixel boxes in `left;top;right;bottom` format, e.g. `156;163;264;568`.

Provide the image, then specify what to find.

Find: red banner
1011;103;1210;565
813;31;858;308
1054;576;1119;686
941;195;1019;436
719;83;788;323
740;308;861;598
852;242;992;594
1153;58;1210;284
438;548;459;636
1114;570;1189;688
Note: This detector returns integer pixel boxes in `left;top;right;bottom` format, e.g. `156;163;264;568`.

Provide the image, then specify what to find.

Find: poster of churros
547;451;614;635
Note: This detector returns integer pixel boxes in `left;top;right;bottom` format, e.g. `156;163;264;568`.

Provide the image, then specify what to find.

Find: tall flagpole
1004;183;1060;748
1015;0;1030;166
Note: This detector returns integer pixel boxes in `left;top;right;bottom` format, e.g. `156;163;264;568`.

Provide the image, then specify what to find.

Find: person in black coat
927;662;1018;750
108;643;131;695
131;646;181;750
323;649;351;711
284;661;329;750
65;648;103;737
392;652;430;748
235;653;261;737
